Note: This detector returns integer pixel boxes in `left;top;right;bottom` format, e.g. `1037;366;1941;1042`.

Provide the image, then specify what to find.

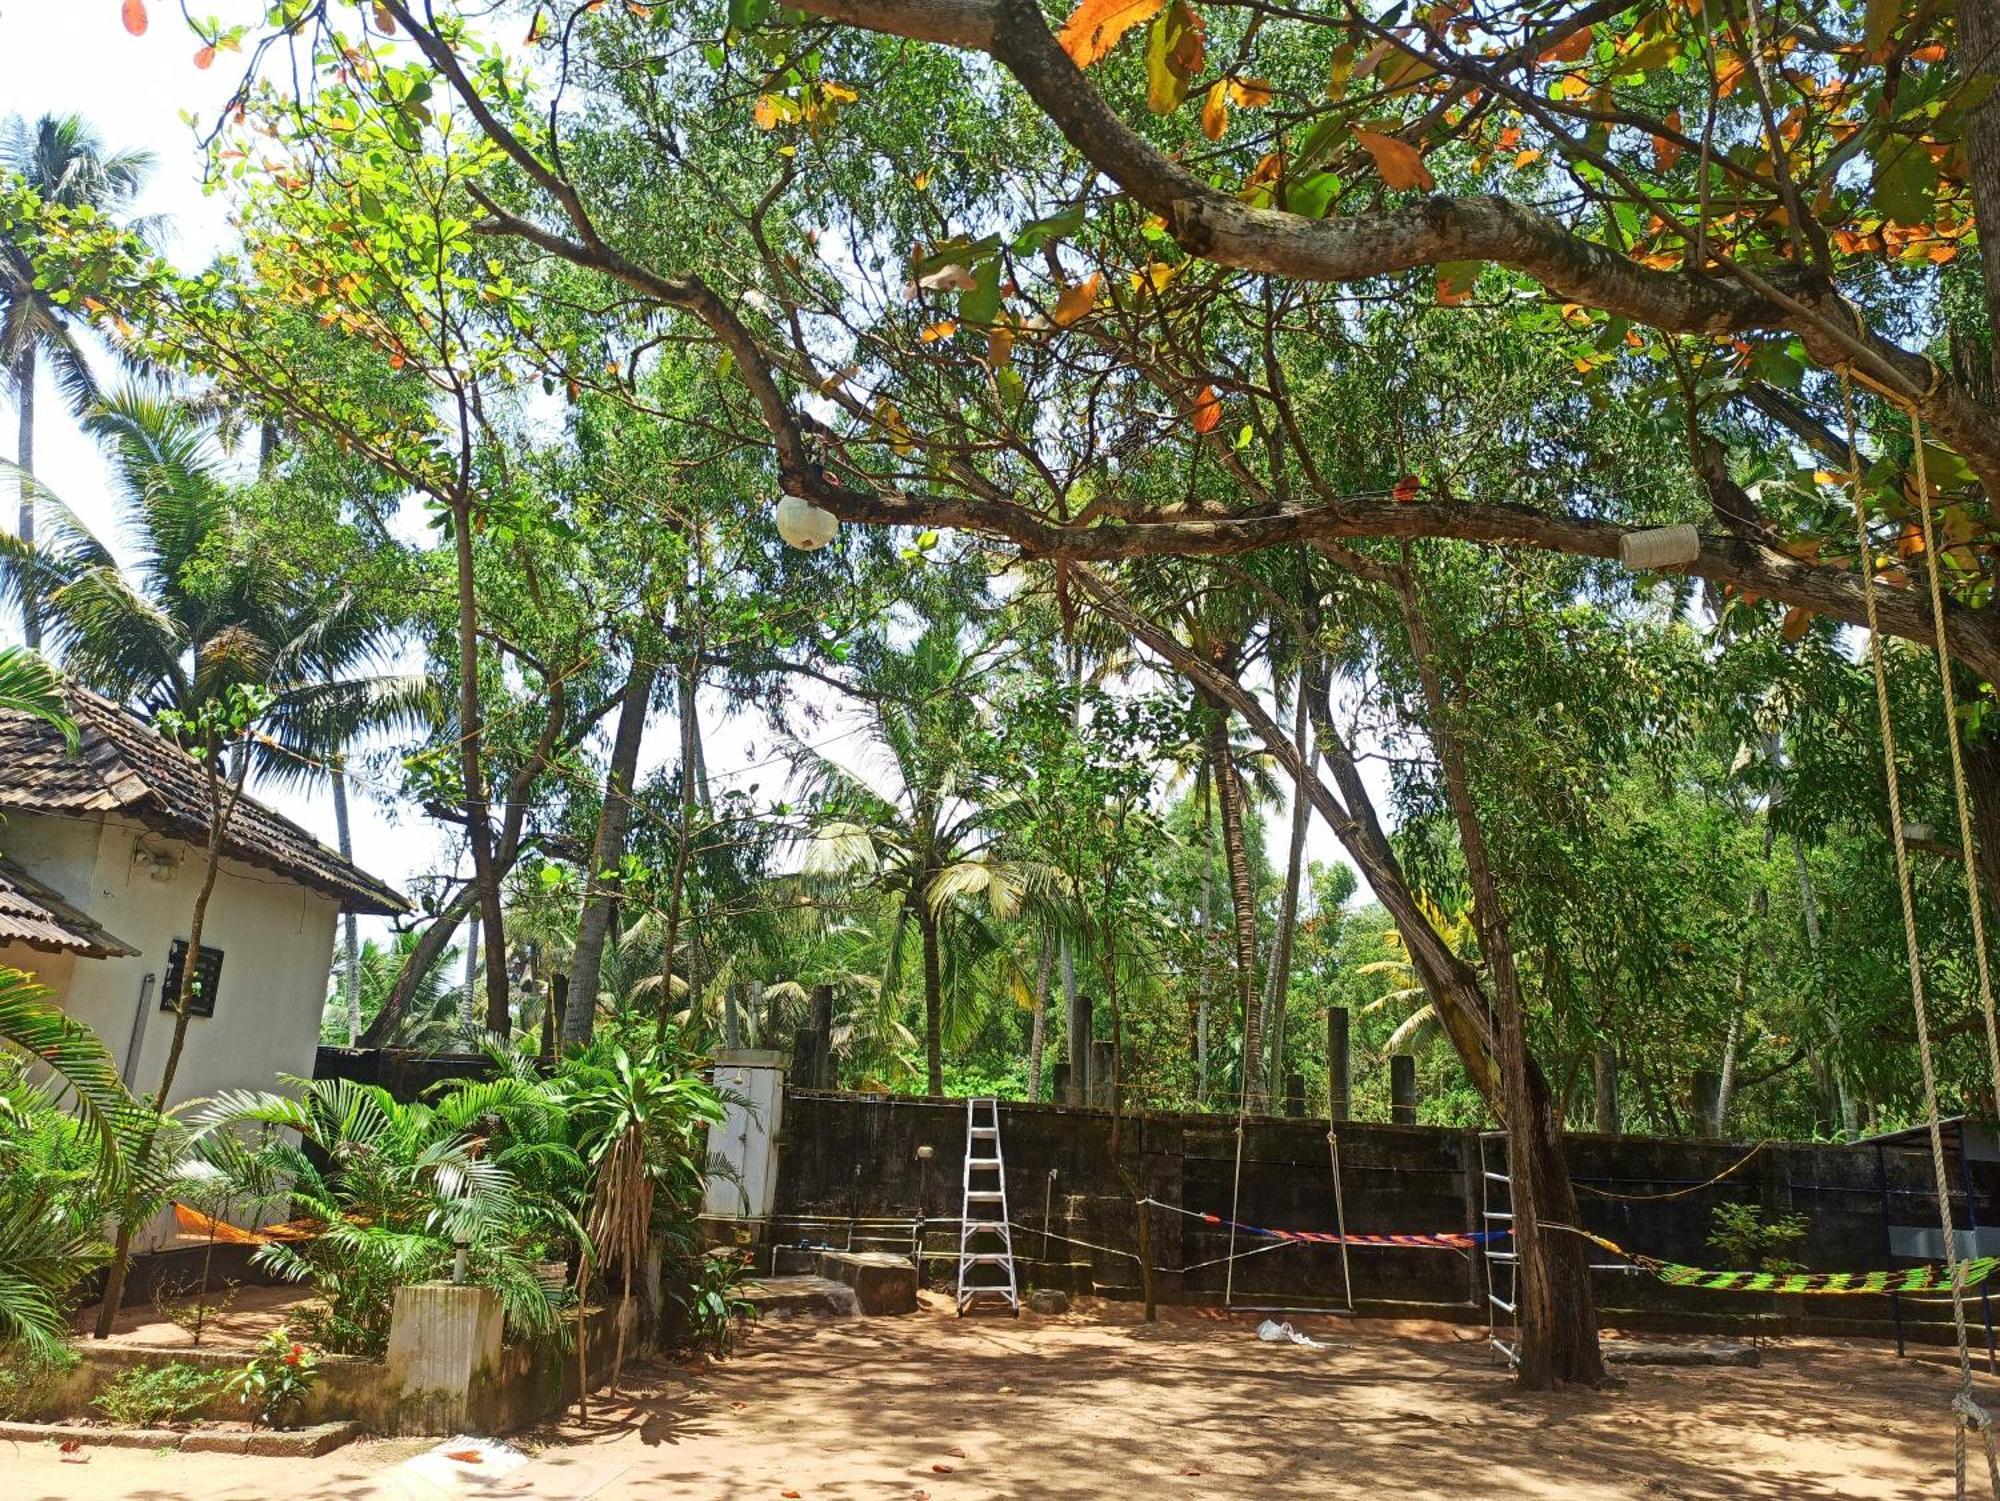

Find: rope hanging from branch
1838;368;2000;1501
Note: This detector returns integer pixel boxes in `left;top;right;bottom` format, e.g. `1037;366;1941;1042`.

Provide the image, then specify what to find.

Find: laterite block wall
771;1092;1989;1344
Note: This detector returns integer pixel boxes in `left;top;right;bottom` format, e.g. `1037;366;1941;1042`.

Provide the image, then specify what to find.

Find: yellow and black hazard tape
1562;1226;2000;1296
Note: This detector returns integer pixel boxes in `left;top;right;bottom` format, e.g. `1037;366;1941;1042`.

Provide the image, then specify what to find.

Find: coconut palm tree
0;387;430;1041
0;113;154;648
793;617;1061;1095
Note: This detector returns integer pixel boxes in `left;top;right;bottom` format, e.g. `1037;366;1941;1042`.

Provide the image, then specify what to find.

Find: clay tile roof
0;687;408;916
0;855;139;958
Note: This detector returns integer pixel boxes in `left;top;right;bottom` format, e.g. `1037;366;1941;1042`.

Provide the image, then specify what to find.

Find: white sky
0;3;1371;967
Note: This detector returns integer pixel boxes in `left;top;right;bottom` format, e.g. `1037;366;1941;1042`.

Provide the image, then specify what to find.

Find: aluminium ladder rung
955;1097;1020;1317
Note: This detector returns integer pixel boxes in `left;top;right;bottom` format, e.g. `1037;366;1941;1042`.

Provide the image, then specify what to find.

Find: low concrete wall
31;1297;631;1436
770;1091;1990;1344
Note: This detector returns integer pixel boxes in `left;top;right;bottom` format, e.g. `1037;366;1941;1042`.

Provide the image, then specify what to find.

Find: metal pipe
120;971;156;1088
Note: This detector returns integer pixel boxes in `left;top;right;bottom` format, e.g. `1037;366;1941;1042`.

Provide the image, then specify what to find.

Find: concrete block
1605;1339;1761;1368
817;1250;918;1314
385;1282;505;1435
1026;1289;1069;1315
742;1274;859;1319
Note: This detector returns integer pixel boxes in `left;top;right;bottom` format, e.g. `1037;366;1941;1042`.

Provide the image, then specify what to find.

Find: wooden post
1390;1054;1418;1125
1327;1007;1350;1120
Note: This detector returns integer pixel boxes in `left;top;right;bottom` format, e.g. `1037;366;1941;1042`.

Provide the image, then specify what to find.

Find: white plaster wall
0;811;340;1250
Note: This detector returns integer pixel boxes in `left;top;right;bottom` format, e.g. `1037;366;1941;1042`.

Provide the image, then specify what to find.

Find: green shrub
92;1362;221;1428
0;1342;80;1421
1708;1201;1810;1274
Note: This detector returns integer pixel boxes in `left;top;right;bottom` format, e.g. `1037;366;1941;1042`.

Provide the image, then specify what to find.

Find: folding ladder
956;1097;1020;1316
1478;1129;1520;1367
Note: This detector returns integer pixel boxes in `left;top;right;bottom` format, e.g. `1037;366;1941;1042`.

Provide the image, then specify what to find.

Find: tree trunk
14;343;37;650
1027;931;1053;1102
1959;0;2000;393
448;499;510;1038
1206;708;1264;1112
1196;795;1216;1105
332;763;362;1045
96;730;250;1338
1392;564;1603;1390
459;930;479;1033
565;650;658;1046
655;652;701;1042
359;881;479;1047
1264;669;1313;1097
918;900;944;1096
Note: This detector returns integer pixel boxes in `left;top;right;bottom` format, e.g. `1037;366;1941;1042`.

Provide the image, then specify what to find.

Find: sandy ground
74;1283;316;1348
15;1294;1986;1500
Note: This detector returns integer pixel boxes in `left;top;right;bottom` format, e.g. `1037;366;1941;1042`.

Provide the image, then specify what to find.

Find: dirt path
16;1297;1976;1500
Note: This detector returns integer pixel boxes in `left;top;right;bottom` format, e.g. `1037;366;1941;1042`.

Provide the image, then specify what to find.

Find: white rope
1840;373;1999;1501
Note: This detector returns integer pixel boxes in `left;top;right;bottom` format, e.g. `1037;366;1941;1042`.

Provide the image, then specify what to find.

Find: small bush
92;1363;221;1428
1708;1201;1810;1274
225;1326;319;1430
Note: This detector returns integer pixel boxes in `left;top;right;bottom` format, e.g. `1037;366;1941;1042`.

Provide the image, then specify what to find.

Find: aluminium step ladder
955;1097;1020;1316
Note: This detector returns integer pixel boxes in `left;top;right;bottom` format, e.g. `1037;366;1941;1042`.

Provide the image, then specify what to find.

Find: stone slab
1026;1289;1070;1315
741;1274;860;1319
817;1250;919;1315
0;1418;361;1456
1604;1339;1761;1368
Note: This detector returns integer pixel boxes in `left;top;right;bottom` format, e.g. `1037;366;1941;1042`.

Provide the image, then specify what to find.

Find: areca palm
1;113;154;649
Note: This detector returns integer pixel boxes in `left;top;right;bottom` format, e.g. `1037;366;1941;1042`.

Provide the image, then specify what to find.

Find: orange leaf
1053;273;1101;326
1393;474;1421;503
1352;129;1434;191
194;44;216;69
1056;0;1164;68
1539;26;1593;64
919;320;958;342
373;2;398;32
1780;606;1812;642
1228;78;1274;107
931;1465;956;1475
1513;148;1542;169
1191;385;1221;433
1201;80;1229;141
782;1493;801;1499
1497;126;1522;149
987;327;1014;369
445;1450;484;1463
121;0;148;35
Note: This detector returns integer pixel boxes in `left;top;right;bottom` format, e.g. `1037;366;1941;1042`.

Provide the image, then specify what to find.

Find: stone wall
771;1091;1993;1343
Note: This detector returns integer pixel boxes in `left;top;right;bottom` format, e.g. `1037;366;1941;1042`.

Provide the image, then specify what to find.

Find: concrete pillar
1089;1040;1116;1108
386;1283;503;1435
1390;1054;1418;1126
1327;1007;1351;1121
1051;1062;1071;1101
1594;1044;1620;1135
1285;1070;1305;1117
1068;989;1094;1106
1692;1068;1722;1137
790;985;834;1090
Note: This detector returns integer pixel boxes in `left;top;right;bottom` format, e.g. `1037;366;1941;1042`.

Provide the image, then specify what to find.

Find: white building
0;688;405;1245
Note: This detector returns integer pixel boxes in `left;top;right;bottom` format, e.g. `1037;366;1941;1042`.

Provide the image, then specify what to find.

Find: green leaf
1284;170;1341;220
958;257;1001;325
1873;140;1938;226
